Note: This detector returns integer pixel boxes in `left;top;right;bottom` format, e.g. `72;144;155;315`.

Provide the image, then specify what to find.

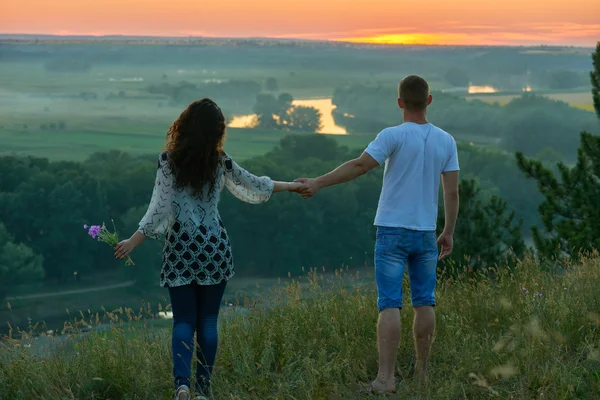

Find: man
295;75;459;393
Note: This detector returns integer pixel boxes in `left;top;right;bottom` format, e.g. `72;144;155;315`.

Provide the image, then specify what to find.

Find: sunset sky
1;0;599;46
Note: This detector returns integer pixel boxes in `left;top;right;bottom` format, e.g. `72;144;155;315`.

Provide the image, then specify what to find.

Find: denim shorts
375;226;438;311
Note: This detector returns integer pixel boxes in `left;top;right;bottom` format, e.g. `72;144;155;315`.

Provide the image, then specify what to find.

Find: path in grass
6;281;136;301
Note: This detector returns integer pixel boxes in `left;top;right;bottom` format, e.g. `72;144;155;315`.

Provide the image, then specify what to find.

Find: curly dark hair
165;98;227;196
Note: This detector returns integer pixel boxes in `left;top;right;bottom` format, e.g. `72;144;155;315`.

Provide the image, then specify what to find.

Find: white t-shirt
364;122;459;231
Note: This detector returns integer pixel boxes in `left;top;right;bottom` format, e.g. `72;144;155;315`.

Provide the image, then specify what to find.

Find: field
1;46;596;161
466;91;594;111
0;60;382;161
2;256;599;399
0;122;375;162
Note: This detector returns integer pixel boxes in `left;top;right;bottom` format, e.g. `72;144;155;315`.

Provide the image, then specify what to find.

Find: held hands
287;182;303;193
292;178;320;199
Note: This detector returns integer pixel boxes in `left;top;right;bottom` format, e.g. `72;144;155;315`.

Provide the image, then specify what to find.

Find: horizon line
0;33;594;48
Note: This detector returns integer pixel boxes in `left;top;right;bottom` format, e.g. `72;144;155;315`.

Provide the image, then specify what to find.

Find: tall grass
1;256;599;399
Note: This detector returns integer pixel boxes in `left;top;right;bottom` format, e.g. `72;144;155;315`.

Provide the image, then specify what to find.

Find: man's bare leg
371;307;400;393
413;306;435;385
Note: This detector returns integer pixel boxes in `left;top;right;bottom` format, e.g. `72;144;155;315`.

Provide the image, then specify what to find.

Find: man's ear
427;94;433;106
397;98;405;109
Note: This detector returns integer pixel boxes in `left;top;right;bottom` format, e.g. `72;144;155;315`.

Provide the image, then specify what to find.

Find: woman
114;98;300;400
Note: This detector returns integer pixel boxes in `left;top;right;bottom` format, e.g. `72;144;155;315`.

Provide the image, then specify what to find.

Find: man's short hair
398;75;430;111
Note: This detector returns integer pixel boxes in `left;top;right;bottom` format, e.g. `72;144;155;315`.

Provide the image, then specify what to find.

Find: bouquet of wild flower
85;222;134;266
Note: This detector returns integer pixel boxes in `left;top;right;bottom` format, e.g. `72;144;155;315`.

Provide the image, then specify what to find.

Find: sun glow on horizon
339;33;477;46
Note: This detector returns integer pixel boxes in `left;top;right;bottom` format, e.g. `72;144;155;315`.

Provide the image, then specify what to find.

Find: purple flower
88;225;102;239
84;224;88;229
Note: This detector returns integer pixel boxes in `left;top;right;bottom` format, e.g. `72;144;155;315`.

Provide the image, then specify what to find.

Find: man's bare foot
370;378;396;394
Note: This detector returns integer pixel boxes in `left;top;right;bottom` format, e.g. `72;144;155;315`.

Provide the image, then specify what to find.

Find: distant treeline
43;58;92;73
0;135;540;299
147;80;262;111
2;43;594;91
332;88;599;161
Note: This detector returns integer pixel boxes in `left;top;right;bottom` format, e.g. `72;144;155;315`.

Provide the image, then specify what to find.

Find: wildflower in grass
84;221;134;266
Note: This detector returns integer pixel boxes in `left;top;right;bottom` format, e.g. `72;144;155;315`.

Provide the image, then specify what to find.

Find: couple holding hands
115;75;459;399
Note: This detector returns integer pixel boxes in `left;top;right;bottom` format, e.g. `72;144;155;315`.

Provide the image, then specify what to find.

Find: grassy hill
2;256;599;399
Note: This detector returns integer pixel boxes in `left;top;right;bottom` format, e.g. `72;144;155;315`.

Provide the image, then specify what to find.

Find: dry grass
545;92;594;104
572;103;596;112
1;256;599;399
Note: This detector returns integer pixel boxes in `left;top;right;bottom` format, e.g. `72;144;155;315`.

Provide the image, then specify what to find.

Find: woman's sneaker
175;385;191;400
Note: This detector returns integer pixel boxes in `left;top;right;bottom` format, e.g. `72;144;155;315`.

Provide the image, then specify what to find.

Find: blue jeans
375;226;438;311
168;281;227;396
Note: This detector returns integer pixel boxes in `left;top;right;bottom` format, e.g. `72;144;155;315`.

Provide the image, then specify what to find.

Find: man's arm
441;171;459;234
296;152;379;198
438;170;459;259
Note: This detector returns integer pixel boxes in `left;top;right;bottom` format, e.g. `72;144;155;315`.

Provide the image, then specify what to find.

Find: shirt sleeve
222;155;274;204
364;128;395;165
138;153;174;239
443;138;460;172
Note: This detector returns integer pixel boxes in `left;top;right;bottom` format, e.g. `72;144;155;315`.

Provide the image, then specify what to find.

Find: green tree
287;106;323;133
0;222;44;300
253;93;296;130
592;42;600;120
278;93;294;107
547;70;587;90
437;179;525;272
0;159;109;281
253;94;281;129
502;108;570;156
276;93;294;126
516;42;600;261
501;94;597;161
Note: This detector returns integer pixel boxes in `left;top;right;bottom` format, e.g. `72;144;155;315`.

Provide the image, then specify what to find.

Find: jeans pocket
377;232;408;256
376;234;394;255
423;232;439;255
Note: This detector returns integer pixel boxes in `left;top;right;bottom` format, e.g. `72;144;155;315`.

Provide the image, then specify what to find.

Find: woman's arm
116;153;173;260
137;153;174;238
273;181;302;193
222;156;287;204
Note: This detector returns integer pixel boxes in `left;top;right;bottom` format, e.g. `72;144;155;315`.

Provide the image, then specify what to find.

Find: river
228;97;347;135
